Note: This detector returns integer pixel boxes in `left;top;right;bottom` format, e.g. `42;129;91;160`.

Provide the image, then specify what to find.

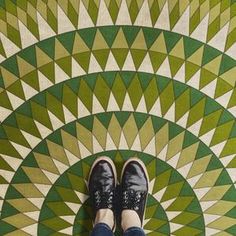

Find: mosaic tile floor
0;1;236;235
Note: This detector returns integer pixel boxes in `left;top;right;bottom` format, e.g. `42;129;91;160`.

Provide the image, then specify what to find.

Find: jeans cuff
94;222;112;231
124;226;145;234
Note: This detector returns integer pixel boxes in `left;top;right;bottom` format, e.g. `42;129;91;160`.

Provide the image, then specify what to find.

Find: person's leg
120;158;149;236
123;226;146;236
88;156;117;235
91;222;114;236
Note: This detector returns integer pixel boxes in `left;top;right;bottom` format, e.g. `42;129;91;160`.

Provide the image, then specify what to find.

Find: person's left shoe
88;156;117;231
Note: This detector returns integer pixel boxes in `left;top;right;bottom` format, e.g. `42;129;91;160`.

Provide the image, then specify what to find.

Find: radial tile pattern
0;1;236;236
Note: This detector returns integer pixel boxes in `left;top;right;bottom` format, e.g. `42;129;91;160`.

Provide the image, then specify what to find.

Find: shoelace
122;190;145;211
94;190;114;209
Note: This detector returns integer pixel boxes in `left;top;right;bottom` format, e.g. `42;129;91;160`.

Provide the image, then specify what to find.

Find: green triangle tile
220;137;236;157
172;225;201;235
215;78;232;99
46;92;65;123
190;89;204;107
130;49;147;69
34;140;50;155
219;54;236;75
93;74;111;109
19;46;37;67
78;116;94;132
153;169;172;193
207;16;220;42
39;61;55;83
0;90;13;110
134;113;149;129
96;112;113;129
22;70;40;91
202;44;221;66
145;204;158;219
99;26;120;48
3;113;17;128
0;221;16;235
185;198;202;214
199;109;222;136
182;132;198;149
1;56;19;77
173;81;188;98
41;217;72;231
161;181;184;202
55;186;81;203
168;123;183;140
228;89;236;108
171;212;200;225
122;26;140;47
210;121;234;145
227;225;236;236
175;90;190;121
214;170;232;186
179;182;195;197
187;217;204;233
67;2;79;28
142;28;161;49
87;0;99;24
151;117;167;133
12;168;32;183
206;156;223;172
3;124;30;148
195;143;212;160
6;24;22;48
111;48;129;69
128;0;139;23
185;61;200;82
93;49;110;70
0;157;14;171
159;82;175;115
137;72;153;90
31;100;53;130
149;51;167;73
16;113;42;138
37;37;55;59
78;79;93;112
187;99;205;127
56;56;72;76
107;0;119;23
222;185;236;201
48;83;64;101
62;84;77;116
73;52;91;72
114;112;131;127
7;80;25;100
83;73;97;91
127;74;143;109
169;170;184;185
101;71;116;88
1;202;20;219
144;77;159;112
111;74;126;109
67;78;80;94
184;37;202;58
163;31;182;53
0;125;7;139
146;158;157;180
57;32;75;54
23;153;39;167
204;98;222;115
79;28;97;49
225;206;236;218
156;76;170;92
169;3;179;29
200;70;217;92
38;222;55;235
67;173;87;194
229;123;236;138
17;100;32;117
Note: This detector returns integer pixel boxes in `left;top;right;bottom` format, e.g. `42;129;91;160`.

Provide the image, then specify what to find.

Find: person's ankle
95;208;115;230
121;209;141;232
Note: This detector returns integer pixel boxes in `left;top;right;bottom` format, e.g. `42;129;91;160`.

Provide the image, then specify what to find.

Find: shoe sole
120;157;149;228
88;156;117;232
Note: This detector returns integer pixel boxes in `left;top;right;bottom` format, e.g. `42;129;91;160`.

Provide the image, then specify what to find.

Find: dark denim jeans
91;223;146;236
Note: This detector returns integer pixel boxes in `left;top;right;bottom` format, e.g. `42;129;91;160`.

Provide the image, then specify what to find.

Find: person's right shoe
120;158;149;227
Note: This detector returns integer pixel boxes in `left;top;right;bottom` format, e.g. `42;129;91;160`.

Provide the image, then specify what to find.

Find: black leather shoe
121;158;149;226
88;157;117;227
